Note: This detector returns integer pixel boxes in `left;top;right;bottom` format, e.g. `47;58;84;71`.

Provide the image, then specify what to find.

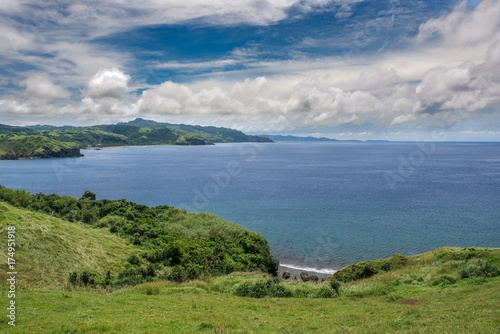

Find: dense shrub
458;259;500;278
0;186;279;286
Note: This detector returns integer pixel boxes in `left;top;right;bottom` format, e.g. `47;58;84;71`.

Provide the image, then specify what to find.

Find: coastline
278;264;336;280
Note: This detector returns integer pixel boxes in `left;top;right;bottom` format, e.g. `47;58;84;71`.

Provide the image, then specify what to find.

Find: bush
68;271;78;286
458;259;500;279
313;286;336;298
234;281;268;298
329;279;341;295
430;274;457;286
0;186;280;286
128;254;142;265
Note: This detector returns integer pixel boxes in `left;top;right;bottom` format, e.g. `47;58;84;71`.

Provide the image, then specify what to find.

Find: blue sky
0;0;499;140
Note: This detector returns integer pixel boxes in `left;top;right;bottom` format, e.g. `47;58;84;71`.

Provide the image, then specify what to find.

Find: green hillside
0;187;279;287
120;118;273;143
0;134;82;160
0;201;139;288
0;119;273;159
0;190;498;332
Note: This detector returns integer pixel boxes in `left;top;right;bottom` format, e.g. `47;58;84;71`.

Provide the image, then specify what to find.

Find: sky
0;0;499;140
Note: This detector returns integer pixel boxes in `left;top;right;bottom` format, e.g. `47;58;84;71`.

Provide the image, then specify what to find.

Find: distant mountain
259;135;339;142
120;118;273;143
0;119;273;159
260;135;389;143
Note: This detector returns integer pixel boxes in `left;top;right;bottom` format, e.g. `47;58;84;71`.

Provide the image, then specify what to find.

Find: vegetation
0;186;278;287
0;187;498;332
0;202;139;288
119;118;273;143
0;134;82;160
0;119;272;159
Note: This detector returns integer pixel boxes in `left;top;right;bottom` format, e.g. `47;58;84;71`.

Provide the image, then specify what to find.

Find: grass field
1;201;499;333
2;276;499;333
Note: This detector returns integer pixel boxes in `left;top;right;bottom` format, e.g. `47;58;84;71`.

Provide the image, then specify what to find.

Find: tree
80;190;96;201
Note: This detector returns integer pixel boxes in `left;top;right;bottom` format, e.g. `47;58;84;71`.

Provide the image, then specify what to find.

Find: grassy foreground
2;276;499;333
1;197;499;333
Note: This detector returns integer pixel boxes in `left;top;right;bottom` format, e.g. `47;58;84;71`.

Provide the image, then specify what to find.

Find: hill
0;186;279;287
120;118;273;143
0;135;82;160
0;188;498;332
0;119;273;159
260;134;340;142
0;201;139;288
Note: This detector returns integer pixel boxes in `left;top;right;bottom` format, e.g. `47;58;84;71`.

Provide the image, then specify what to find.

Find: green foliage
0;201;139;288
1;118;272;159
458;258;500;278
0;186;279;286
81;190;96;200
329;279;341;295
0;135;82;159
232;276;336;299
121;118;272;143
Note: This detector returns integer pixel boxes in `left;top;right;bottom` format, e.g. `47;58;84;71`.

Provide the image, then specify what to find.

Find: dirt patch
399;299;424;305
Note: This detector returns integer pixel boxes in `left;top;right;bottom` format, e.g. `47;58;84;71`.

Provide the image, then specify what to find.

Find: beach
278;264;336;281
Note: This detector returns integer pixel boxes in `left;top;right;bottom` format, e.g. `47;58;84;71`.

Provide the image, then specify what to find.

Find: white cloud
87;68;130;99
416;0;500;47
21;73;70;101
0;0;499;139
391;114;417;126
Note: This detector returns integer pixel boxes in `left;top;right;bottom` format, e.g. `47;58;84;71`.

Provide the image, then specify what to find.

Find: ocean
1;142;499;273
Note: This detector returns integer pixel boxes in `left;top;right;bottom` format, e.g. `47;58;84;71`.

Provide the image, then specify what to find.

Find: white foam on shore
280;263;337;275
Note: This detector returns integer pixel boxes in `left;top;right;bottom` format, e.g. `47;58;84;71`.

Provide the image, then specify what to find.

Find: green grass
0;202;140;288
3;276;499;333
0;135;80;159
0;202;499;332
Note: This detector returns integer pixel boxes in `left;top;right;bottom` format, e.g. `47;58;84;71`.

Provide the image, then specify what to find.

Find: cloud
414;53;500;115
0;0;499;139
416;0;500;47
87;68;130;99
22;73;70;101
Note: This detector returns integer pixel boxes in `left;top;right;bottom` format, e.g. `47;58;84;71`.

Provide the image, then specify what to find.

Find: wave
279;263;337;275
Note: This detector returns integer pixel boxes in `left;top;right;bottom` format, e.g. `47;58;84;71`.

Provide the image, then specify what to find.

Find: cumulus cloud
87;68;130;99
0;0;499;139
414;53;500;115
22;73;70;101
416;0;500;47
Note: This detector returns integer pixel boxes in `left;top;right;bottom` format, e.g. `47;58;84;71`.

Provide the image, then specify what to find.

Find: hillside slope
0;202;140;288
120;118;273;143
0;187;279;287
0;135;82;160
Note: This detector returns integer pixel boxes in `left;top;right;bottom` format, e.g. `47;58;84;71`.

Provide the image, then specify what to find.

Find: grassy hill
0;135;82;160
0;119;272;159
0;188;498;332
120;118;273;143
0;187;279;286
0;201;139;288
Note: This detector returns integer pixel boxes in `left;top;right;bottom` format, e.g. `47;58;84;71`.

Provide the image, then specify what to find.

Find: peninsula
0;119;272;160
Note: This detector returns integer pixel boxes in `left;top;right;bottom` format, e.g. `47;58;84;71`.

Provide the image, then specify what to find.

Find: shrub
234;281;268;298
329;279;341;295
458;259;500;279
68;271;78;286
128;254;142;265
268;284;292;298
430;274;457;286
313;286;336;298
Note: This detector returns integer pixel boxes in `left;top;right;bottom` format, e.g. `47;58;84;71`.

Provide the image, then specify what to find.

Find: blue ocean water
1;142;499;272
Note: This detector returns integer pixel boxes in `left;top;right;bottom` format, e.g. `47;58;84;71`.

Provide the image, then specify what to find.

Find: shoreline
278;264;336;280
